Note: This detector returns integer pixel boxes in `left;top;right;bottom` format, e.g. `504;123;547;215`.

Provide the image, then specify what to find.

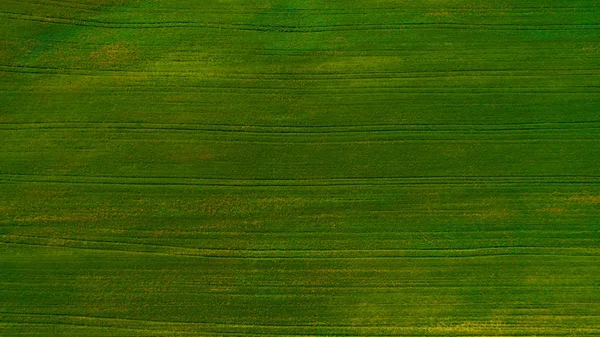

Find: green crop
1;0;598;336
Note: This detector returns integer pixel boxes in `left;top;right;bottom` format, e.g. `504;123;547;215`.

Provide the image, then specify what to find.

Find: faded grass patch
537;206;564;215
9;214;99;224
468;209;510;220
88;43;139;68
429;319;507;333
570;193;600;205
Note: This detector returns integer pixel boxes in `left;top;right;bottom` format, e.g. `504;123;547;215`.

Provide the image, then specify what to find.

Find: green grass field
1;0;599;336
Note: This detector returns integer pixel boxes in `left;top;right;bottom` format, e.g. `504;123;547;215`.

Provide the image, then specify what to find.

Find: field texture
1;0;599;336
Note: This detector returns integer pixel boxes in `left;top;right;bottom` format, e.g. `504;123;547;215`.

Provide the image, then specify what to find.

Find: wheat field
1;0;599;336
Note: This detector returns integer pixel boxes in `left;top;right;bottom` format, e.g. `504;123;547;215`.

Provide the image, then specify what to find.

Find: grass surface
1;0;599;336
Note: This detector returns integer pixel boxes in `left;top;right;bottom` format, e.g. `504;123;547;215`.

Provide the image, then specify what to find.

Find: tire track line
3;11;599;32
2;239;596;260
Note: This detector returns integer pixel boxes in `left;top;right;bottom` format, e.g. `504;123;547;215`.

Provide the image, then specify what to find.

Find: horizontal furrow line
2;137;598;145
3;38;594;55
5;242;592;260
0;321;595;337
3;88;597;95
4;67;600;81
7;288;600;301
1;122;598;134
2;237;597;259
3;12;600;31
1;128;597;137
12;0;600;14
20;228;589;236
8;234;595;255
3;172;600;180
1;174;599;188
2;87;598;94
3;282;596;290
1;311;599;329
15;0;600;11
2;180;596;187
3;121;598;129
4;64;600;76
